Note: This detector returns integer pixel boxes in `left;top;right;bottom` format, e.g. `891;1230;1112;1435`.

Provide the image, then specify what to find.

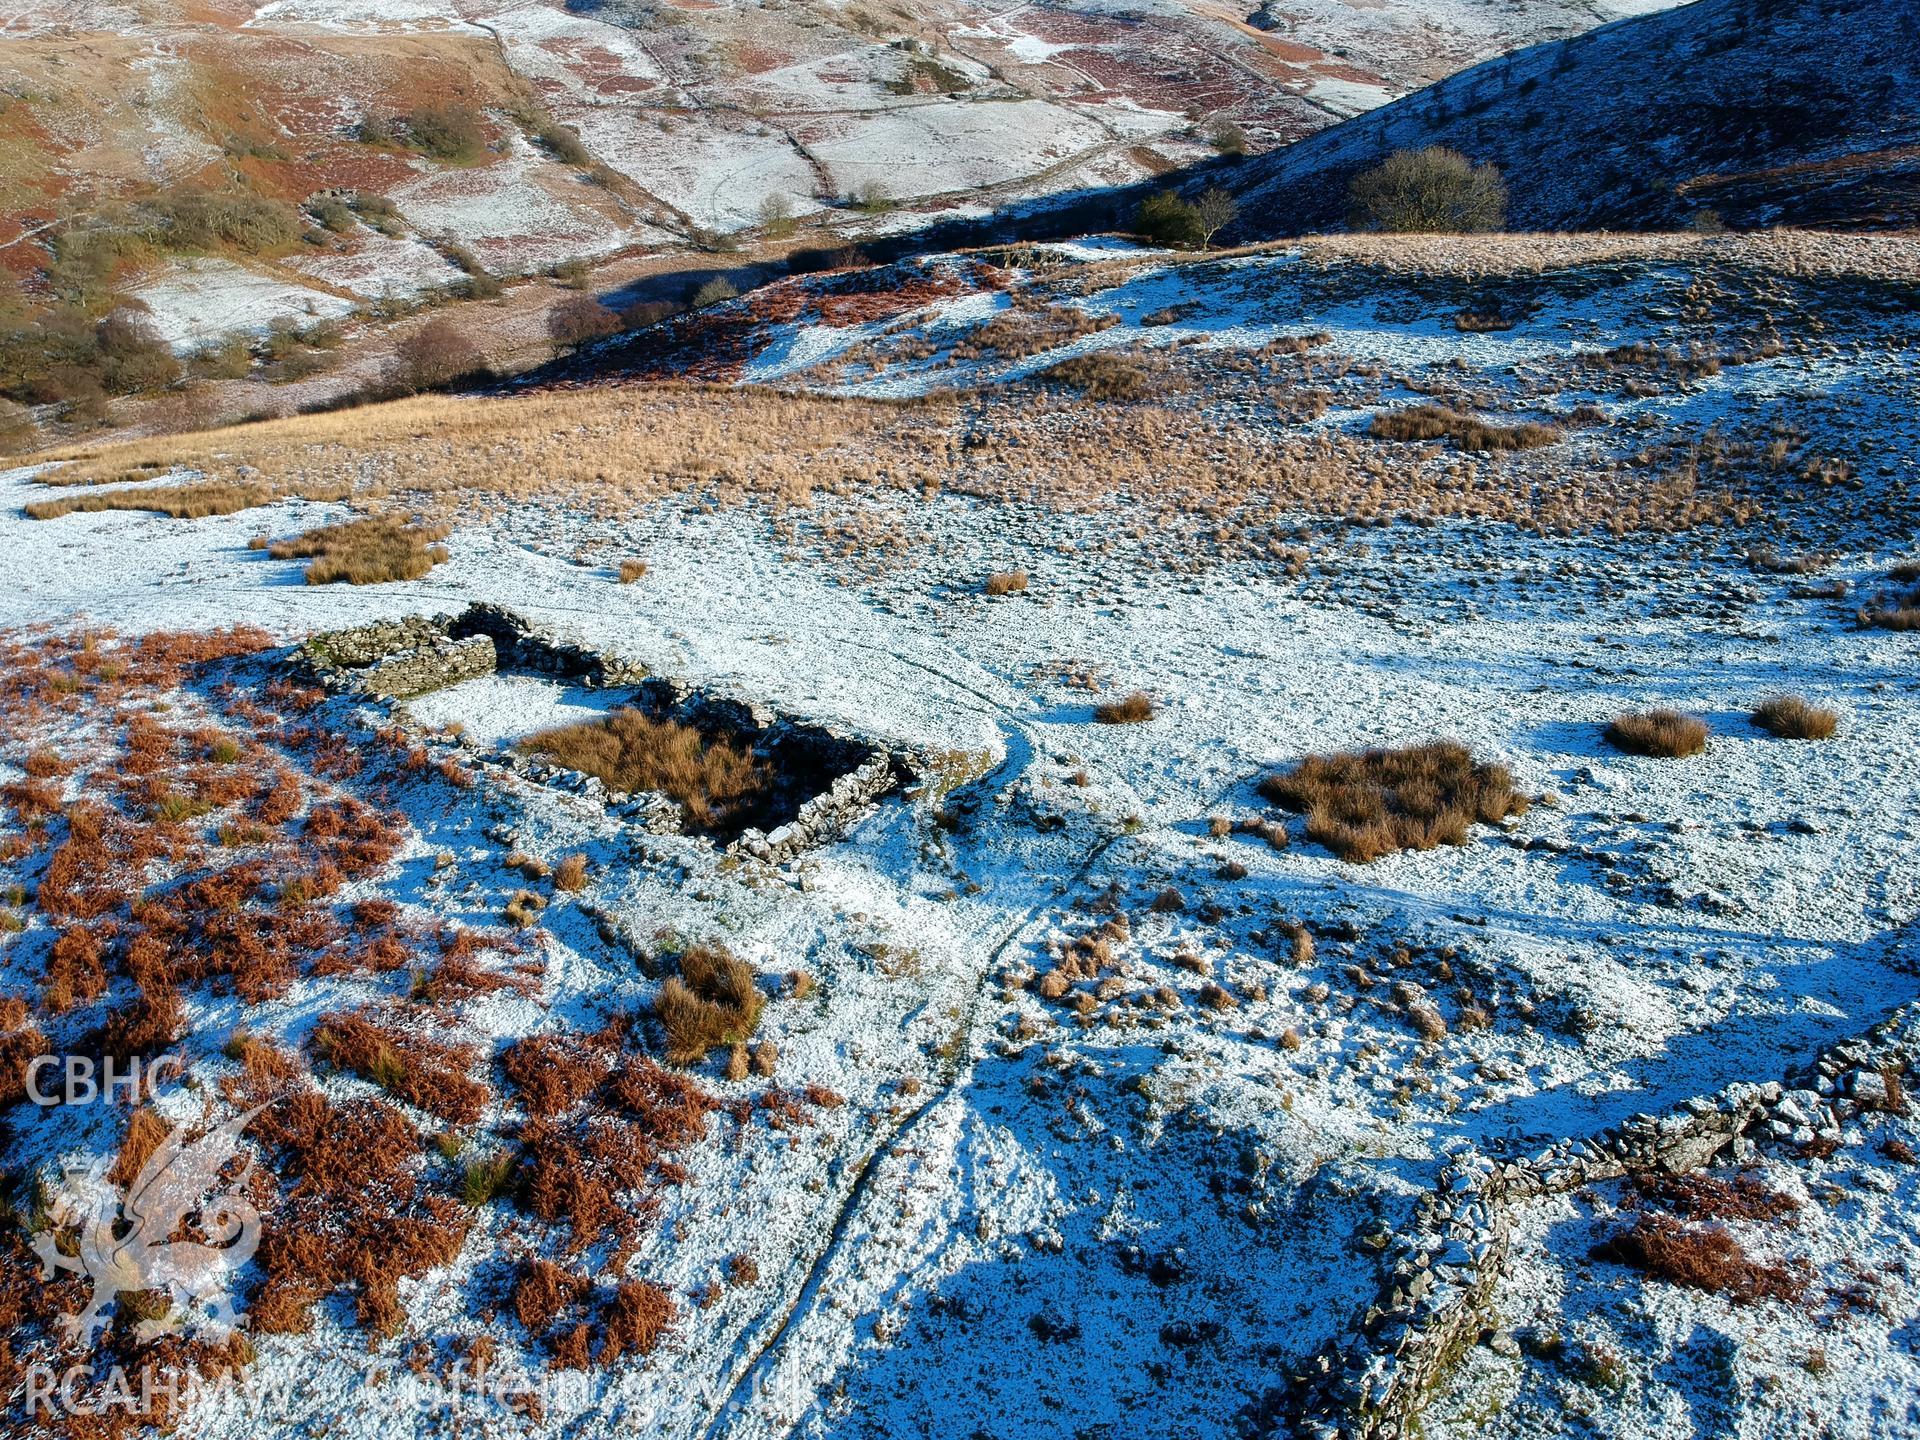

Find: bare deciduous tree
1193;186;1240;250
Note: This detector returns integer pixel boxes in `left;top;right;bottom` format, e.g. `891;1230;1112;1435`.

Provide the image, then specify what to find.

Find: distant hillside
1226;0;1920;234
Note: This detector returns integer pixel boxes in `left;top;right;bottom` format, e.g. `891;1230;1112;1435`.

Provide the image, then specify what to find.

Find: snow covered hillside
2;226;1918;1438
1223;0;1920;234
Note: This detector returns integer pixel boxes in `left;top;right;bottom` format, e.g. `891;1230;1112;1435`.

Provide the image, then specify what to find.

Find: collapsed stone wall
1276;998;1920;1440
297;603;908;861
448;603;651;688
301;616;497;699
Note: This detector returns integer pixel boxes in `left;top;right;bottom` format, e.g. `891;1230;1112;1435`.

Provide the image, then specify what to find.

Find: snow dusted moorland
1;226;1918;1439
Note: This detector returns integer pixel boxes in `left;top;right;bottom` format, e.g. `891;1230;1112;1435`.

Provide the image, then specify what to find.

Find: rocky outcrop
1274;998;1920;1439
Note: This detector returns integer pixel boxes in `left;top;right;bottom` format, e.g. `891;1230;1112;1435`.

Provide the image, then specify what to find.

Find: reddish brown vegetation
250;1091;470;1336
529;1275;676;1371
513;1258;591;1337
1630;1170;1799;1223
601;1280;675;1363
502;1031;617;1118
0;1016;51;1107
502;1017;720;1254
312;1009;489;1125
0;629;520;1379
1594;1214;1808;1305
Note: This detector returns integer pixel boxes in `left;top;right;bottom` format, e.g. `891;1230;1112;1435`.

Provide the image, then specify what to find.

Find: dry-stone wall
1275;997;1920;1439
297;604;908;860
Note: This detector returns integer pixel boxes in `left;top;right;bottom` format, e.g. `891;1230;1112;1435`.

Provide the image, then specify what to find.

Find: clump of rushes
269;516;450;585
618;559;648;583
504;888;547;927
655;945;764;1064
983;569;1028;596
460;1150;518;1206
1605;708;1708;757
26;481;272;521
1258;740;1527;864
1749;695;1838;740
518;708;772;833
1093;691;1155;724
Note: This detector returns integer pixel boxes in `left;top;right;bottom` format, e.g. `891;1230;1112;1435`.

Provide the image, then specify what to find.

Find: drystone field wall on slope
1277;982;1920;1439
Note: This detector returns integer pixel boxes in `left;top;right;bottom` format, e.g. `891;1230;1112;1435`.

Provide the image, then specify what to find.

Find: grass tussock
655;945;764;1065
1369;404;1562;452
1860;581;1920;631
269;517;450;585
1257;740;1527;863
459;1150;518;1207
1605;709;1709;757
1749;695;1838;740
617;559;649;583
518;708;773;833
1093;691;1155;724
1038;352;1160;401
25;480;272;520
983;569;1028;596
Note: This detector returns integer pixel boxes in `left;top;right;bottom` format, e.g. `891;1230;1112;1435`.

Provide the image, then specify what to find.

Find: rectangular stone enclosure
299;604;906;861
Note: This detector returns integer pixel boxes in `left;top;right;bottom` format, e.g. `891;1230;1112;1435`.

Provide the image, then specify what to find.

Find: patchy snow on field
570;109;822;232
1432;1114;1920;1440
1302;74;1395;115
391;137;636;271
803;98;1120;201
5;413;1919;1438
288;234;464;299
246;0;472;32
129;259;358;351
404;672;629;748
484;2;672;103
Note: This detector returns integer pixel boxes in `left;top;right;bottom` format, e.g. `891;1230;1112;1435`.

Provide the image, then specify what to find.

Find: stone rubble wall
448;603;651;687
358;635;498;699
730;750;903;865
299;615;461;681
1278;996;1920;1440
